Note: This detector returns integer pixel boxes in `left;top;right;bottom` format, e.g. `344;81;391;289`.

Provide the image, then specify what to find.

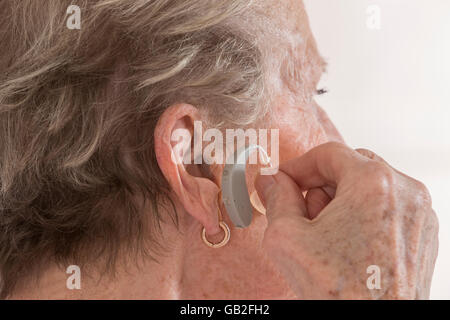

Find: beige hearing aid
221;145;271;228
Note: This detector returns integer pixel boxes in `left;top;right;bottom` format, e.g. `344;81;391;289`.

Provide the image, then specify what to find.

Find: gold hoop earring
202;220;230;248
201;192;231;248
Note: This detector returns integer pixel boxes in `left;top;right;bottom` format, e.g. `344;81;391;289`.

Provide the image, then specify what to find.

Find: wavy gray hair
0;0;272;298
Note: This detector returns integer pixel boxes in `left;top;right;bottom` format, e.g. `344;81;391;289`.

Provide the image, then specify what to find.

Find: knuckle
363;162;395;196
355;148;374;159
403;178;433;212
413;179;432;206
355;148;385;163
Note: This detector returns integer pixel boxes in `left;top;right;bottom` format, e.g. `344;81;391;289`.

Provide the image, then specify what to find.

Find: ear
154;103;221;236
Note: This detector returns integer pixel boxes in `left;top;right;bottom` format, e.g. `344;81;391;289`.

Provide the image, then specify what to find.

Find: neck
8;207;297;299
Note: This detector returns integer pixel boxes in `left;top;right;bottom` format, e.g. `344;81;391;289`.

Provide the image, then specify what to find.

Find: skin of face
9;0;345;299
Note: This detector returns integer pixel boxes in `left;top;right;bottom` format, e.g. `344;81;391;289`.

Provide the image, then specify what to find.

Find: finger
279;142;364;190
355;148;387;163
356;148;432;211
355;148;413;182
305;187;332;220
255;170;308;224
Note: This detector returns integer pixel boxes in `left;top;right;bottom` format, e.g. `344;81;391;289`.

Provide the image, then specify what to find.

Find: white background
304;0;450;299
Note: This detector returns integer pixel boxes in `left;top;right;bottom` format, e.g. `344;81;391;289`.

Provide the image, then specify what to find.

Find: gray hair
0;0;270;298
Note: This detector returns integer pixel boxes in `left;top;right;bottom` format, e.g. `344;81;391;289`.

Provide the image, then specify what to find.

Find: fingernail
255;174;276;206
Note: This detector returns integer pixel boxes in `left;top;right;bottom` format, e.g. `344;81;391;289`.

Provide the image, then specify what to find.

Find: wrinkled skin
256;143;439;299
9;0;438;299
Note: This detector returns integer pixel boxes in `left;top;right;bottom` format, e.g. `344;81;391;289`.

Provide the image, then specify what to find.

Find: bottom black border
1;300;448;318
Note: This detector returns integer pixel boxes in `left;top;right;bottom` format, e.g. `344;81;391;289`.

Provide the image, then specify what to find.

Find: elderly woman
0;0;438;299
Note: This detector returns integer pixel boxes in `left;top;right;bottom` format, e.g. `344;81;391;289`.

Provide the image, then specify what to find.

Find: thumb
255;170;308;224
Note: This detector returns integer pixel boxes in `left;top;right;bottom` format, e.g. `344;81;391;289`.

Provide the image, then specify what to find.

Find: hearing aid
221;145;271;228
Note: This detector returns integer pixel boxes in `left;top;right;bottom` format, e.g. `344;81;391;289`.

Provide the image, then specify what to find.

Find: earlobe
154;103;222;236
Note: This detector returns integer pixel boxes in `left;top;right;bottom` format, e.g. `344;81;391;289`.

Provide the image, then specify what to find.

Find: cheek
314;103;345;143
274;104;330;162
243;102;330;197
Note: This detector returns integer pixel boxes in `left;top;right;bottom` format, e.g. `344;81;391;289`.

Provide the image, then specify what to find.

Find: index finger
279;142;364;190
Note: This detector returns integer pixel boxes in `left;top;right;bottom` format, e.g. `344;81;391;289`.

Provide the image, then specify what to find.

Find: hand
255;142;439;299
